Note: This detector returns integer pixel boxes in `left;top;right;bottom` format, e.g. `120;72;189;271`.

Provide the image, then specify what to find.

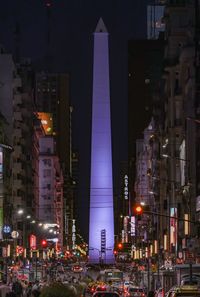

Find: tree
40;282;77;297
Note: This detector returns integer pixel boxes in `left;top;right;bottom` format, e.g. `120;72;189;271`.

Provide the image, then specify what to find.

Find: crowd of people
0;279;43;297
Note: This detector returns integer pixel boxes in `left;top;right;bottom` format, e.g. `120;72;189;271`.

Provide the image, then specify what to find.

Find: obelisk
89;18;115;264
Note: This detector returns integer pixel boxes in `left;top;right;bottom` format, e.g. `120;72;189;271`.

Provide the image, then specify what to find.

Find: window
43;169;51;178
43;159;51;166
47;184;51;190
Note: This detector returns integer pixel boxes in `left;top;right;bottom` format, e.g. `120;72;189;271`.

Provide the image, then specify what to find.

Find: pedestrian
148;290;155;297
12;280;23;297
0;279;11;297
5;293;16;297
26;283;32;297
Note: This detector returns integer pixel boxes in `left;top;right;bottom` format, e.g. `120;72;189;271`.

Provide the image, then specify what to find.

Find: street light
161;154;189;162
186;116;200;124
17;209;24;215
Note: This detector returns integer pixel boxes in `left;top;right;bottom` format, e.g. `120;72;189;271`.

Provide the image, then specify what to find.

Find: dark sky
0;0;148;239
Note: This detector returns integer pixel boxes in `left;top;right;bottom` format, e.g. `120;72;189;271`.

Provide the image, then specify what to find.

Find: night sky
0;0;148;239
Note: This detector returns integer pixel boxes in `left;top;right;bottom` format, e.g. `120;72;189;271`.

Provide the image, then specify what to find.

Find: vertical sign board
72;219;76;250
170;207;177;253
124;175;128;200
123;216;129;243
0;148;3;240
30;234;37;250
130;216;136;236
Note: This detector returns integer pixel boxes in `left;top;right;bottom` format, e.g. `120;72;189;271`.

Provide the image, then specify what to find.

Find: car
124;281;135;289
71;265;83;272
92;292;120;297
96;286;107;292
154;287;164;297
166;285;200;297
126;287;146;297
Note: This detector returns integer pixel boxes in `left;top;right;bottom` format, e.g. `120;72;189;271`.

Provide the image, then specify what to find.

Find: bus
100;269;123;283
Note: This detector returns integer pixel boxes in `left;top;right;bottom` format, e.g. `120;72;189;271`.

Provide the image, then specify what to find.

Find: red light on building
45;0;52;7
118;243;123;249
41;239;47;248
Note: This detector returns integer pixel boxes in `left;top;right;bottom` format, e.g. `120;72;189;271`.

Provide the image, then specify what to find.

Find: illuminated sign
37;112;53;135
123;216;129;243
30;234;36;250
72;219;76;250
180;139;186;186
16;246;24;256
124;175;128;200
3;225;11;234
170;208;177;252
130;216;136;236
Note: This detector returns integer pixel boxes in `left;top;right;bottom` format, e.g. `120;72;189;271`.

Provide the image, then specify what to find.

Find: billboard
37;112;53;135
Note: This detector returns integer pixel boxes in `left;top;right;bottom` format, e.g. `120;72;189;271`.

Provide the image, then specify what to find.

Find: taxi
166;285;200;297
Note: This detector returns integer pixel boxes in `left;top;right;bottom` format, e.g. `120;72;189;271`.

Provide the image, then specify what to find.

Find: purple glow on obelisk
89;18;114;264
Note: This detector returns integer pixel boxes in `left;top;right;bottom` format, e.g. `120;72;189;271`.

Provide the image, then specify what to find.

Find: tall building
35;72;71;170
147;1;166;39
160;0;196;255
38;136;63;247
89;18;114;264
128;39;164;207
35;72;75;246
0;48;15;240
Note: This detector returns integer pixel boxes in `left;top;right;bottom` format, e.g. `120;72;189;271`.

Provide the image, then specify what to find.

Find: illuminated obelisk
89;18;114;264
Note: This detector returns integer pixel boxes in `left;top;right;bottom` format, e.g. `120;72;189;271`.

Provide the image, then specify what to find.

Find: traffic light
41;239;47;248
134;205;143;214
133;204;143;220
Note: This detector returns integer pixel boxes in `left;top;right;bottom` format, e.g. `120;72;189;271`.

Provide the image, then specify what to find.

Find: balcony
13;94;22;105
13;77;22;89
21;107;31;117
12;196;22;207
13;179;22;188
14;145;23;156
12;162;25;174
13;128;22;139
13;111;22;122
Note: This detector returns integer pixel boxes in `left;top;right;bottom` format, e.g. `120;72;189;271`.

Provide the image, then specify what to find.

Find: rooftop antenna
44;0;53;71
